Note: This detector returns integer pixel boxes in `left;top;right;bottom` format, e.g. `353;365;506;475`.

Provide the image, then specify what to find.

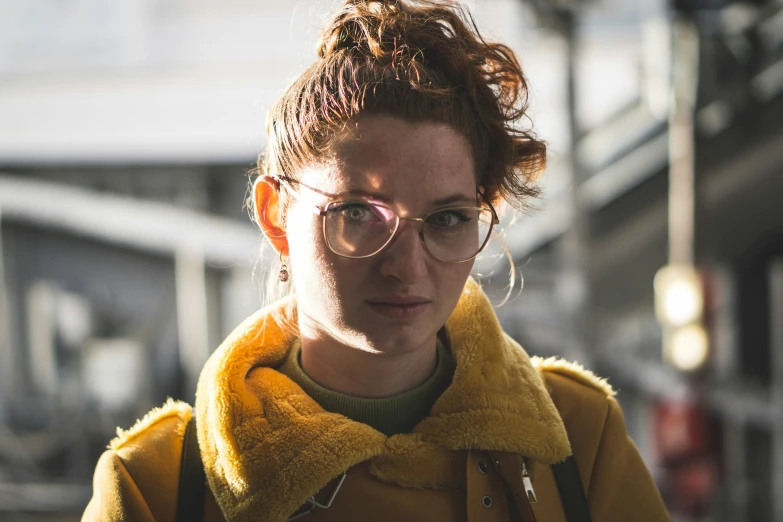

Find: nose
377;219;429;284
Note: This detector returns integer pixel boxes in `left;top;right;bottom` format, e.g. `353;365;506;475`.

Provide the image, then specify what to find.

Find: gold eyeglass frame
273;175;500;264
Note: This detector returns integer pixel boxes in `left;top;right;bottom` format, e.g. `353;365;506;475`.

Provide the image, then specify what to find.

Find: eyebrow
431;193;477;206
340;189;476;206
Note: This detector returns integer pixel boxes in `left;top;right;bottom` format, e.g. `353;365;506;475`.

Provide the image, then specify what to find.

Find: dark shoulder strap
551;456;592;522
176;413;206;522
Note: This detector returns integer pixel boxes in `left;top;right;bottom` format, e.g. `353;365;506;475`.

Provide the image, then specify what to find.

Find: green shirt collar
278;338;456;436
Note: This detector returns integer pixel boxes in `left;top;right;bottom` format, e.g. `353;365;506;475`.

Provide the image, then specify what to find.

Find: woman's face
285;114;477;355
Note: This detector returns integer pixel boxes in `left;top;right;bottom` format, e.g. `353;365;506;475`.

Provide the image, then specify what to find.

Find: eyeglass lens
324;201;493;262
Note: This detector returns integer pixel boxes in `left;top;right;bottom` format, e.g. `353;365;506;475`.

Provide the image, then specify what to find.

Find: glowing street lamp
654;265;708;372
666;323;709;372
652;15;708;373
655;265;703;327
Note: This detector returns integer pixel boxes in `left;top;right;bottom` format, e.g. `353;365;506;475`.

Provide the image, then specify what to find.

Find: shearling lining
194;277;572;522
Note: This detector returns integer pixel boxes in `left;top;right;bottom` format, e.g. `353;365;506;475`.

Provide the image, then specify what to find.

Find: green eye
346;206;366;220
330;202;393;223
331;203;370;221
428;210;470;227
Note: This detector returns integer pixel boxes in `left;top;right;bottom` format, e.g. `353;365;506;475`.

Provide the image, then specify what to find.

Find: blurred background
0;0;781;520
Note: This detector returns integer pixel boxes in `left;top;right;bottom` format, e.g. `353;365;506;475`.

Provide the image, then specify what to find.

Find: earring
279;253;289;282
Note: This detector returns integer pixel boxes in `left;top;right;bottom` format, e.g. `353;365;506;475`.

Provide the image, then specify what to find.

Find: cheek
441;262;474;303
286;212;356;311
286;211;328;287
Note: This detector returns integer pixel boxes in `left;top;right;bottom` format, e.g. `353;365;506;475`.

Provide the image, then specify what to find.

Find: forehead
301;115;476;202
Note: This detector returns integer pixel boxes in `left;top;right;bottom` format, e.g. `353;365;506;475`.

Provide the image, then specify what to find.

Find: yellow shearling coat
83;278;671;522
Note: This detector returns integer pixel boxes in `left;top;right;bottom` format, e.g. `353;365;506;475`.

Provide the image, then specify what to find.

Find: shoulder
531;356;618;442
531;359;671;519
110;398;193;454
84;399;192;522
531;356;617;434
531;356;615;398
531;357;628;488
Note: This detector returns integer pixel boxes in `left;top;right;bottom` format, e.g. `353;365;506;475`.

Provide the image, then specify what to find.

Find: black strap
176;413;206;522
552;456;592;522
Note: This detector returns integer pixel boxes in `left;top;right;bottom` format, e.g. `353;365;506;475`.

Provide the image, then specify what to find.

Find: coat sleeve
81;408;188;522
587;396;672;522
540;369;672;522
81;450;157;522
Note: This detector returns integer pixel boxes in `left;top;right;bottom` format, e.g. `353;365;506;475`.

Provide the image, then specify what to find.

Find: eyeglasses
274;176;499;264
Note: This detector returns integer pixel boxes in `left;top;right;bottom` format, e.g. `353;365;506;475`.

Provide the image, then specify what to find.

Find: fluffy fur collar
195;278;570;522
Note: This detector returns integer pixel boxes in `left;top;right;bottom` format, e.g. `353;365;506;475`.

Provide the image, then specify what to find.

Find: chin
349;316;438;355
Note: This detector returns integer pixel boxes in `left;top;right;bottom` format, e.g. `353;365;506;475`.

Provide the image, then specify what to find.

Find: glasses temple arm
477;191;500;225
275;176;325;216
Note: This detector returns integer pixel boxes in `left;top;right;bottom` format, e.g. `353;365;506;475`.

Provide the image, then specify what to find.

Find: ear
253;176;289;256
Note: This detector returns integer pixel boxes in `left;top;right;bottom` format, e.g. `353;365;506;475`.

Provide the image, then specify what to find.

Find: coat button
494;459;502;470
482;495;493;508
478;460;489;473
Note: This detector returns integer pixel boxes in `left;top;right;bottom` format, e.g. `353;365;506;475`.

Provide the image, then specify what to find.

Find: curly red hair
260;0;546;210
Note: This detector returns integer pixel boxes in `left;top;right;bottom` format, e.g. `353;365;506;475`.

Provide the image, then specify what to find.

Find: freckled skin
285;115;478;397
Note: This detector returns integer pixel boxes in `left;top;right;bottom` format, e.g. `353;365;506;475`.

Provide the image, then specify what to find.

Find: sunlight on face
285;115;478;355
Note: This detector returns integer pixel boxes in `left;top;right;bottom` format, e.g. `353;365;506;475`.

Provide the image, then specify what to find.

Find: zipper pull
522;459;537;504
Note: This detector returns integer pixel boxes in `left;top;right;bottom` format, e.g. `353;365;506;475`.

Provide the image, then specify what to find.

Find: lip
366;296;431;319
367;295;431;305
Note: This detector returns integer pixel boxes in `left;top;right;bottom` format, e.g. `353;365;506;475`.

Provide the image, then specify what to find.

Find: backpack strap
176;412;206;522
551;456;592;522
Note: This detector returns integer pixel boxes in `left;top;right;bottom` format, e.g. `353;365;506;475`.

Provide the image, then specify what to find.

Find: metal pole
668;18;699;266
770;259;783;522
175;248;210;400
0;208;14;422
26;281;59;397
555;8;591;365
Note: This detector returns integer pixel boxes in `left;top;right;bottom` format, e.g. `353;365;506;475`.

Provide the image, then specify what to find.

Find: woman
83;1;671;521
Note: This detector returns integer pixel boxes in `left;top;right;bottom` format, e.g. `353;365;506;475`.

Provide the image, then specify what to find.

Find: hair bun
317;0;400;58
317;18;361;58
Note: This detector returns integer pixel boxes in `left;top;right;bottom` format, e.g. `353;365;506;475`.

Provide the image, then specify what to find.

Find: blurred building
491;1;783;520
0;0;781;520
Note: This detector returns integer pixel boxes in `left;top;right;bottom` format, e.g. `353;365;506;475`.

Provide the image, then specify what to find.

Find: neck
297;320;438;399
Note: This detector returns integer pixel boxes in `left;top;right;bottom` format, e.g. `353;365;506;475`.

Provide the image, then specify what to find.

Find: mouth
366;296;431;319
